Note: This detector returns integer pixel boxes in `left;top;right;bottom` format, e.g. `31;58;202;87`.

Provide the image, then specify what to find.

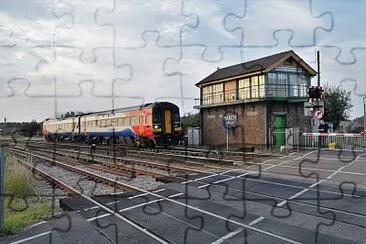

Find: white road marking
249;216;265;226
213;176;236;184
87;188;301;243
261;164;366;176
211;228;244;244
278;152;366;205
198;184;210;188
28;221;47;229
10;231;52;244
128;188;167;199
181;169;235;184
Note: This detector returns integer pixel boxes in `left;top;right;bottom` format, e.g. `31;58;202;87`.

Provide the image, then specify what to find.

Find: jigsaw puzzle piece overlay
180;0;244;61
310;0;366;64
33;47;132;97
53;0;112;62
0;44;57;97
225;0;333;48
0;25;16;48
95;0;195;49
0;0;63;48
318;47;366;97
164;45;243;112
112;33;195;113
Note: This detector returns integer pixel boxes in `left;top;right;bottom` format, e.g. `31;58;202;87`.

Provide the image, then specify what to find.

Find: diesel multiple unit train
42;102;182;147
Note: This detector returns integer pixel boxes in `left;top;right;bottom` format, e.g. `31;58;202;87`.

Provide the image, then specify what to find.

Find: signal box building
194;50;317;149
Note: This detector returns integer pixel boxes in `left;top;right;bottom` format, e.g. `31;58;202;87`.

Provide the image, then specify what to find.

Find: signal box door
275;115;286;146
164;109;172;133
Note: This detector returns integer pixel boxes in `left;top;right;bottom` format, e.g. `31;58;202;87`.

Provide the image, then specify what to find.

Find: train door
72;118;76;136
164;109;172;134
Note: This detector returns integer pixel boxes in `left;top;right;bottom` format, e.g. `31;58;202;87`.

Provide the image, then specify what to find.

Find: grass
0;156;50;237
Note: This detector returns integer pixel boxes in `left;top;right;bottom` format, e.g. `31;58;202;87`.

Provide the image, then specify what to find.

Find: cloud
0;0;365;122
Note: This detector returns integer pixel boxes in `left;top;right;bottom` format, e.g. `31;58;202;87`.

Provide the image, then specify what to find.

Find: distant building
349;119;364;133
339;121;351;132
194;50;317;149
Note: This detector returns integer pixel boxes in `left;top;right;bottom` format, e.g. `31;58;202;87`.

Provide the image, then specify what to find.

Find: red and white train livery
42;102;182;147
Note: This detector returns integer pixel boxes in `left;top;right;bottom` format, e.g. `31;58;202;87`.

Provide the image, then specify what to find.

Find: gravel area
30;145;230;175
47;148;182;177
31;158;121;196
34;179;65;214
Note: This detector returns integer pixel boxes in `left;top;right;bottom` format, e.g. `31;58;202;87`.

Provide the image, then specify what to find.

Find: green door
275;116;286;146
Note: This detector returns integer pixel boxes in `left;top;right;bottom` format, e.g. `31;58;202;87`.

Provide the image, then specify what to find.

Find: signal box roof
195;50;317;87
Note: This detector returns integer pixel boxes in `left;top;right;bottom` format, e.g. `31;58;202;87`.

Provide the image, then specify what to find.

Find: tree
180;112;200;133
323;85;353;131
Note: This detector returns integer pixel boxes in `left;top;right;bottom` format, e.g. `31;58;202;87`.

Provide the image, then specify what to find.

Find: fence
300;133;366;151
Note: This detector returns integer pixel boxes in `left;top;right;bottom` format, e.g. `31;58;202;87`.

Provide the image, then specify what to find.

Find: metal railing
300;133;366;151
196;84;308;107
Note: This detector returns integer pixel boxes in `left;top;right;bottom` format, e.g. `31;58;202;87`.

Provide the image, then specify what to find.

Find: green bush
5;158;36;196
0;156;49;237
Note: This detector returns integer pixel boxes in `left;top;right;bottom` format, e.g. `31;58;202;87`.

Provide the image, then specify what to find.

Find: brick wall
200;101;311;149
201;103;266;149
267;101;311;133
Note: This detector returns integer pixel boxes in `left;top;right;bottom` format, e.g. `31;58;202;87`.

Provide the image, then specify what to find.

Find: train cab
151;102;181;146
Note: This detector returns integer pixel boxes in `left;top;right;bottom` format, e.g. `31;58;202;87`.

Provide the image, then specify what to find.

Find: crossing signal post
308;86;324;103
306;85;325;132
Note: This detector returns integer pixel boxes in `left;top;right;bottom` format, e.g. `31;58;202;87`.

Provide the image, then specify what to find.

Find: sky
0;0;365;122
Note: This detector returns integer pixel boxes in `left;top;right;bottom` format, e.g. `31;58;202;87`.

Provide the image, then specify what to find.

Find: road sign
304;101;324;116
314;110;323;120
223;112;238;130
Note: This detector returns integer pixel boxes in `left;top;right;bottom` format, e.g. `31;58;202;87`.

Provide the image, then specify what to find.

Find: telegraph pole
317;51;320;87
363;96;366;132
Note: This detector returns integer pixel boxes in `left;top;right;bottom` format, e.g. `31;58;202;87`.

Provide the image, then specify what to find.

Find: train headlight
154;125;159;129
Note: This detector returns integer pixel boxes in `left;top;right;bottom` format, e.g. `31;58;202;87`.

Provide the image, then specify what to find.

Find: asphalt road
1;149;365;244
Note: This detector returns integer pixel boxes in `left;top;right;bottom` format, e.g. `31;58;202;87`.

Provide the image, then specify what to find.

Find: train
41;102;182;147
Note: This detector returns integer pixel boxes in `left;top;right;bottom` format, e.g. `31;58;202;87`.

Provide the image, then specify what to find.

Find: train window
145;115;149;124
174;110;180;122
131;116;138;125
153;110;161;123
111;119;117;127
117;118;122;126
121;117;126;126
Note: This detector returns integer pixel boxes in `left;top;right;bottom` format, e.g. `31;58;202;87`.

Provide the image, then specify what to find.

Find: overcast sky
0;0;365;122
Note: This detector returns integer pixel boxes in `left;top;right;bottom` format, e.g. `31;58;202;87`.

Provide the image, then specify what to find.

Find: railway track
3;144;365;243
7;153;81;197
18;145;208;181
23;140;282;163
7;148;138;193
5;149;173;244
